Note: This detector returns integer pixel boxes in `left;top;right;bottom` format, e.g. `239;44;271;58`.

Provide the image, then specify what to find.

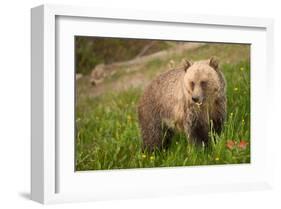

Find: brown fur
138;57;226;151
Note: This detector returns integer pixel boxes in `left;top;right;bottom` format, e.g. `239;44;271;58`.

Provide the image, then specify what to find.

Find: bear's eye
200;81;208;88
190;81;195;90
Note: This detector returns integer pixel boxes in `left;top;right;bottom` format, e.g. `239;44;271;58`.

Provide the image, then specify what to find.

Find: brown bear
138;57;226;151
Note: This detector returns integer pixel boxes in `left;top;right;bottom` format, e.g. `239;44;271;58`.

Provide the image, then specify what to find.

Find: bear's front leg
212;98;226;135
184;119;209;146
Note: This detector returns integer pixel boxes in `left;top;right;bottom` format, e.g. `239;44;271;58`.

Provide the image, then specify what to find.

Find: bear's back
142;68;184;100
138;67;185;120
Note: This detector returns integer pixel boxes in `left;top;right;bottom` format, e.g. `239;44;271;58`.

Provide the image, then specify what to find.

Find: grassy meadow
75;41;250;171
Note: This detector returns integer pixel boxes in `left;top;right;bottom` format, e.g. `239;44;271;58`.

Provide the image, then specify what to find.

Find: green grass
75;59;250;171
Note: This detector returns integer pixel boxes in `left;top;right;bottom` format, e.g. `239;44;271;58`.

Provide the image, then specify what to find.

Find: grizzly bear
138;57;226;151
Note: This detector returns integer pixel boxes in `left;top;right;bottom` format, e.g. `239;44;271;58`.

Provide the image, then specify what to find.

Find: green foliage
75;61;250;171
75;37;170;75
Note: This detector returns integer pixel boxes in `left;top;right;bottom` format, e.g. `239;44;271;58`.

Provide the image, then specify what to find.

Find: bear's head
183;57;222;106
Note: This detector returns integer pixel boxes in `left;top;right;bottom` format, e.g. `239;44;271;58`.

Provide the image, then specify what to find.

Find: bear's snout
192;96;200;103
191;95;204;104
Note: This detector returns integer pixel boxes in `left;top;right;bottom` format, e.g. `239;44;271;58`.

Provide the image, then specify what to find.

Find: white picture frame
31;4;274;204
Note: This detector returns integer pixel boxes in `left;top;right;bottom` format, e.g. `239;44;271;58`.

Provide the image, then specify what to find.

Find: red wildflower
238;140;248;150
226;140;235;150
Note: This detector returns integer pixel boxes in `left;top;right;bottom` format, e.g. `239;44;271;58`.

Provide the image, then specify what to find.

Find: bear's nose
192;96;199;103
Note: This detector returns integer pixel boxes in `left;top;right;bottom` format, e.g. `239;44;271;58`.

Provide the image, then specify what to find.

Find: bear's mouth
195;102;203;106
193;98;206;107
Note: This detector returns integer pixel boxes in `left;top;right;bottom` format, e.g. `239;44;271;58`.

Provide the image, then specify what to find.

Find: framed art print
31;4;274;204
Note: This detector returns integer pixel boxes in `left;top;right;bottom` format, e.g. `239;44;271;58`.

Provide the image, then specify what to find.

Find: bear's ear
209;57;219;70
183;59;192;72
